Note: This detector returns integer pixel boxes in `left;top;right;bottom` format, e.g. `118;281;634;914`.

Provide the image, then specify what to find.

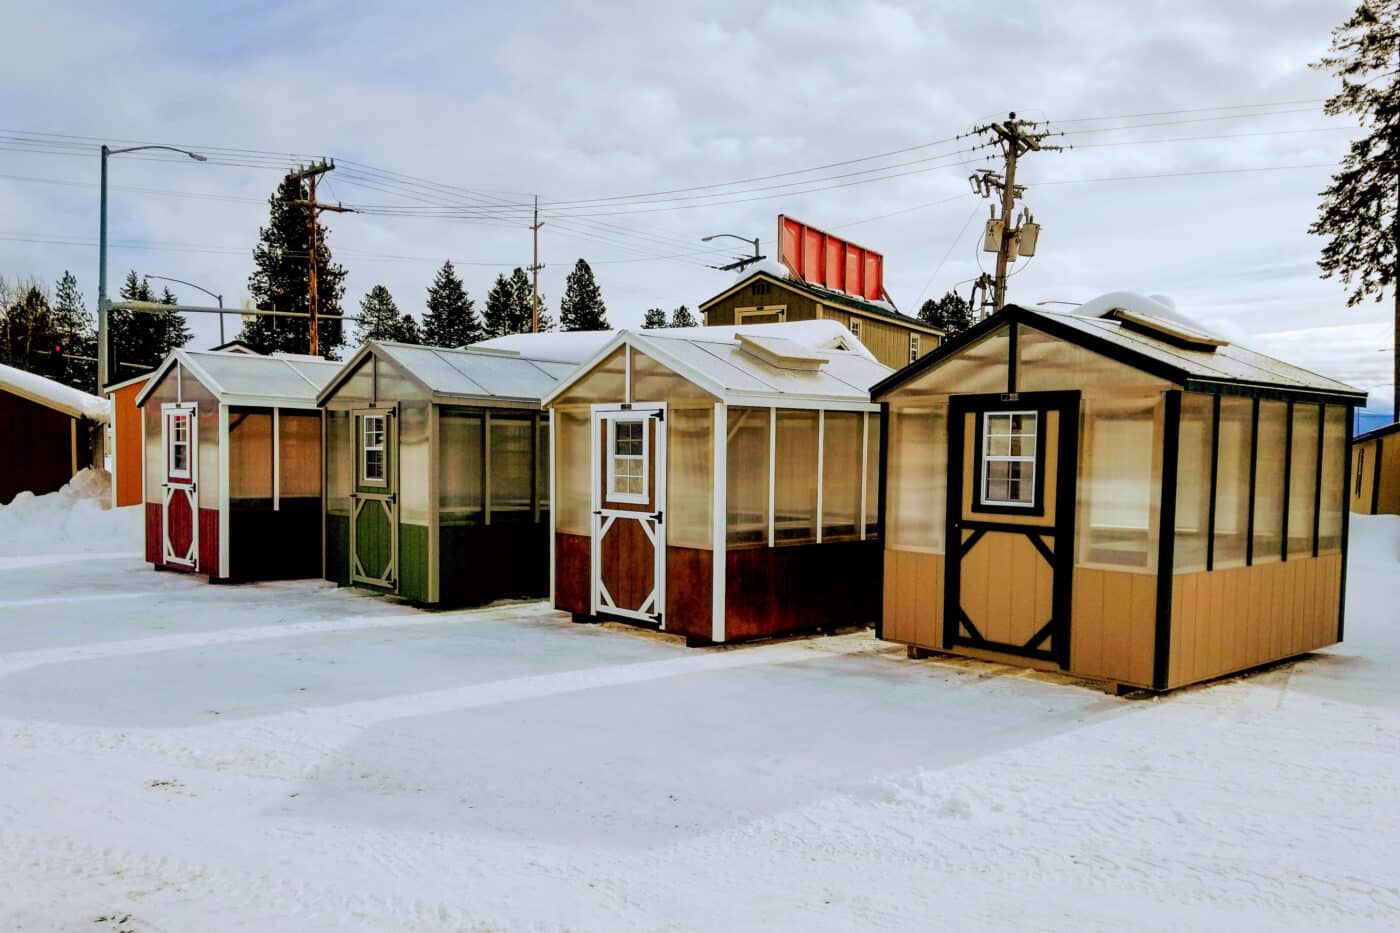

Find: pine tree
559;258;610;331
669;304;697;327
918;290;974;338
354;285;407;345
422;260;481;347
482;273;516;339
508;266;553;333
1311;2;1400;420
110;271;161;378
152;286;193;360
50;271;96;389
0;281;50;374
242;172;348;358
641;307;668;329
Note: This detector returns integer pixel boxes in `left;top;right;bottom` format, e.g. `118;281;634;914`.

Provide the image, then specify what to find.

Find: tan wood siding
1355;436;1400;515
1383;438;1400;514
1349;438;1377;513
881;548;943;649
1167;555;1341;689
1070;568;1157;688
702;279;820;326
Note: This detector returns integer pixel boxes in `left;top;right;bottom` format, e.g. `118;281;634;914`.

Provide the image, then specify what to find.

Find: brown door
592;406;666;625
161;403;198;570
944;392;1079;667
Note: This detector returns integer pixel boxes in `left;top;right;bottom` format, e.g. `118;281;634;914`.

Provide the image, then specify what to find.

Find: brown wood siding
599;516;654;612
724;539;880;640
1070;569;1157;688
554;531;591;614
702;279;821;326
1349;438;1377;513
0;389;78;505
881;549;943;649
665;546;713;639
1167;555;1342;689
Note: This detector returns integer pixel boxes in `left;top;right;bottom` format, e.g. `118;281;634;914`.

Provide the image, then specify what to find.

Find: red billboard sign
777;215;884;302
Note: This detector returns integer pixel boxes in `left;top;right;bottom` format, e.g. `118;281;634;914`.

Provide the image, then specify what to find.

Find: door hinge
651;611;663;625
593;509;602;515
651;510;663;523
651;409;665;421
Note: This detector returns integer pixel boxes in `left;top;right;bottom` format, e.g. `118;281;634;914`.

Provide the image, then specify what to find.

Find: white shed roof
543;321;891;410
469;329;618;363
135;349;341;408
0;362;109;422
317;340;584;407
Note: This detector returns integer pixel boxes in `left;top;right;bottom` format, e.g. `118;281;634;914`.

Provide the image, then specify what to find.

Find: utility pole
969;112;1063;313
286;159;354;355
530;195;544;333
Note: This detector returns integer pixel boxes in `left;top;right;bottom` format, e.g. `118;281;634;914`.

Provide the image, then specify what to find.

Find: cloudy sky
1;0;1391;410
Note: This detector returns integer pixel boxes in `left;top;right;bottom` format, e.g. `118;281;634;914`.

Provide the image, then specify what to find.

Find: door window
608;418;647;503
169;413;191;478
980;411;1038;508
362;414;387;485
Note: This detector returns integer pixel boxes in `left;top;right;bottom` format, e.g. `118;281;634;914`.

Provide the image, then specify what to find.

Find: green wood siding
398;522;430;602
354;497;395;584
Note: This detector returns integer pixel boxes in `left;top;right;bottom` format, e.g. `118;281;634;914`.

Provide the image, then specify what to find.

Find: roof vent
1076;291;1228;352
735;333;826;371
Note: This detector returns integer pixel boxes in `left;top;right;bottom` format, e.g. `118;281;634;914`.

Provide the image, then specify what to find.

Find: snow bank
0;361;109;422
0;468;141;556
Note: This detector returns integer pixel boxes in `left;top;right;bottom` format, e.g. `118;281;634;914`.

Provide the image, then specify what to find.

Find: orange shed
104;373;150;508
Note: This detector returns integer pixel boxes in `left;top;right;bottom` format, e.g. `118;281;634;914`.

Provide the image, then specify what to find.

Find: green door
351;408;397;589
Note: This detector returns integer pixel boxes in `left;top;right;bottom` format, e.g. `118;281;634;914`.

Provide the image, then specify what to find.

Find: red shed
0;362;108;505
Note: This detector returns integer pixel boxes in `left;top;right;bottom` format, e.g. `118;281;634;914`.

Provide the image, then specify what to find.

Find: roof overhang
698;269;943;335
1354;420;1400;444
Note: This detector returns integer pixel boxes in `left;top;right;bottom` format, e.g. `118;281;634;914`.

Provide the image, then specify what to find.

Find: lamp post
701;233;764;273
98;144;207;392
143;274;225;344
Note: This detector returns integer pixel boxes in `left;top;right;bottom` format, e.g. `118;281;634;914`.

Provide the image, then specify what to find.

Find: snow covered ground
0;489;1397;931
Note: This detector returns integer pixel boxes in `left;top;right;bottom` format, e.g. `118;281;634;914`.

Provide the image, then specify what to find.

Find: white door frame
160;402;199;569
591;403;667;626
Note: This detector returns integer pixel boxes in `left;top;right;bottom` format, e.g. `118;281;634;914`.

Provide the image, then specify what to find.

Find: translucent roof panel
373;342;574;403
184;352;340;406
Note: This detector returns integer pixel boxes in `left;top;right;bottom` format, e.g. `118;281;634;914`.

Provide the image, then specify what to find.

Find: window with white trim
608;418;647;502
980;411;1037;507
909;333;920;363
361;414;386;485
736;306;786;325
169;413;190;478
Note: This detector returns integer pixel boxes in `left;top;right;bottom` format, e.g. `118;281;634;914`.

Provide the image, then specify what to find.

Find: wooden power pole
970;113;1063;312
287;159;354;355
530;195;544;333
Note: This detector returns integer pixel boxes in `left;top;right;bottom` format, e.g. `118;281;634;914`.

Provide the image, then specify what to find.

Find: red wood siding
555;532;591;614
199;508;220;577
0;389;76;505
725;540;880;641
665;546;713;640
145;502;162;565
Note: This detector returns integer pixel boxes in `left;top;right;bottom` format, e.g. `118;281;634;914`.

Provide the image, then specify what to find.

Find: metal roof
135;349;341;408
543;321;891;410
698;266;943;333
873;304;1367;405
1355;420;1400;444
316;340;583;407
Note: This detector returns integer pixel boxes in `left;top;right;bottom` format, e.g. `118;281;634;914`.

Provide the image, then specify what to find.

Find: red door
162;404;199;570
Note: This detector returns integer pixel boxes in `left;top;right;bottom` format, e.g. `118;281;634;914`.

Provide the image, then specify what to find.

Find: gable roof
316;340;584;408
1355;420;1400;444
0;362;109;422
872;303;1367;405
699;268;943;335
542;321;890;410
136;349;341;408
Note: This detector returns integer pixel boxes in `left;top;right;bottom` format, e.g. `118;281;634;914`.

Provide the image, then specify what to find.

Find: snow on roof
0;362;109;422
136;349;342;408
544;320;890;409
469;329;618;363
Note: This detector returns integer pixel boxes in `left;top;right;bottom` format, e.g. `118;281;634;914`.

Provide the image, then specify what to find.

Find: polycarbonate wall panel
865;413;880;538
1252;400;1288;563
182;375;221;508
553;348;625;407
326;410;352;516
228;410;273;501
887;403;945;552
279;411;321;498
1318;405;1346;552
399;400;431;526
1174;393;1213;573
894;326;1010;398
1212;396;1254;569
143;407;163;504
774;409;818;544
489;415;534;520
326;358;375;411
556;407;592;535
377;358;431;405
536;419;550;512
726;407;769;546
1078;394;1160;571
822;411;862;540
667;406;713;549
1287;403;1320;557
630;349;715;405
1018;325;1173;394
439;409;483;525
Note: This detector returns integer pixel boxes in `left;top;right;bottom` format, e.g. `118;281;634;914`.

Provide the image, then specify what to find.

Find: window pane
667;406;712;549
555;407;591;535
1252;400;1288;563
489;416;534;520
864;413;880;539
774;409;818;544
1318;406;1345;552
888;405;945;551
279;412;322;500
1288;403;1320;557
1212;396;1253;569
821;411;861;539
1174;393;1213;573
536;418;550;513
440;409;483;524
229;410;273;501
726;407;769;545
326;410;352;516
1079;395;1160;570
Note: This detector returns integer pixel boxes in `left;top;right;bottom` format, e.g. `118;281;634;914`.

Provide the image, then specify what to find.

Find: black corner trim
1206;393;1221;572
1339;407;1355;642
1246;397;1259;567
1153;390;1182;691
1281;399;1294;563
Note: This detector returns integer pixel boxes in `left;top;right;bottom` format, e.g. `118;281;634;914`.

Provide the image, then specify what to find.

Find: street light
143;274;225;344
98;144;207;392
701;232;763;273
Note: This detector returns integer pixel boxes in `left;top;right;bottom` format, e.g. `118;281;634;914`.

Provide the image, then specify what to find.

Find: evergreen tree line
0;269;190;392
